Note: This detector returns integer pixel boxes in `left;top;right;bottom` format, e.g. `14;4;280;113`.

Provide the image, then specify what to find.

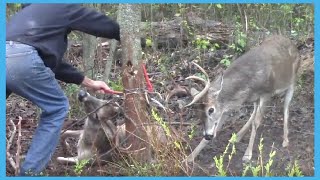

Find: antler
99;120;135;153
185;61;211;107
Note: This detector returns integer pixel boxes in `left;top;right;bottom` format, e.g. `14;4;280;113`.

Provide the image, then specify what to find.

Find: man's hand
81;76;111;94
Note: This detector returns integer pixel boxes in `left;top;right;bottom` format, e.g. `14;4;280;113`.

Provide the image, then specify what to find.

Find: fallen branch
6;119;17;174
15;117;22;175
6;120;17;152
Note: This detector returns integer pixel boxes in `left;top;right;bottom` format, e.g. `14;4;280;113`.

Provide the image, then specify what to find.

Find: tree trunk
118;4;152;163
82;4;100;79
103;40;119;82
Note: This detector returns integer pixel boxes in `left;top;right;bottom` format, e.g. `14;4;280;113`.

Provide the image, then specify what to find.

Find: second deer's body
186;35;300;162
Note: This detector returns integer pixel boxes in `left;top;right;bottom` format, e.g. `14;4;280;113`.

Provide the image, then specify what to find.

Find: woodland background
6;3;314;176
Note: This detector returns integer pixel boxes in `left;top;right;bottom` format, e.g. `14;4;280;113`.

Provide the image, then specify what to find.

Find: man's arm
55;59;112;94
81;77;112;94
54;60;85;85
68;4;120;41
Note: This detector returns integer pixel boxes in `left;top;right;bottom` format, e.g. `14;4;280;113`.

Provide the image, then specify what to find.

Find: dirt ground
6;37;314;176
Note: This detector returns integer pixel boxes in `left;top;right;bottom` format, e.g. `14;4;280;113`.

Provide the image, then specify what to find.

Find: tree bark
103;40;119;82
82;4;100;79
118;4;152;163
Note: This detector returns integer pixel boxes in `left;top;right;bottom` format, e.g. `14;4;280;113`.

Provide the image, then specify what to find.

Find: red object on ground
142;63;153;92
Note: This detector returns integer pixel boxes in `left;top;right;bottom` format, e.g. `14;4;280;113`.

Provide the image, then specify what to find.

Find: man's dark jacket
6;4;120;84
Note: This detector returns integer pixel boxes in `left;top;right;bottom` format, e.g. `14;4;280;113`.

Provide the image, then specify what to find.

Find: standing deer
185;35;300;162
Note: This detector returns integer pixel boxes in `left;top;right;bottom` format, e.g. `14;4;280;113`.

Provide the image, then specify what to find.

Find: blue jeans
6;41;69;176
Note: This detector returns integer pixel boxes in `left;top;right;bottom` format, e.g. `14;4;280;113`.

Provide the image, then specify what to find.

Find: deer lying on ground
185;35;300;162
57;90;127;164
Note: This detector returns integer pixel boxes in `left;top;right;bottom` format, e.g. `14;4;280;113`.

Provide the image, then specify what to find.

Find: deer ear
213;73;224;95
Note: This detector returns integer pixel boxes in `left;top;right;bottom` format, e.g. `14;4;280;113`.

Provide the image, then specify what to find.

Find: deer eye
208;107;215;115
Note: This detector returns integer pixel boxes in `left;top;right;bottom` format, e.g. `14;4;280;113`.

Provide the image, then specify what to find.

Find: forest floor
6;36;314;176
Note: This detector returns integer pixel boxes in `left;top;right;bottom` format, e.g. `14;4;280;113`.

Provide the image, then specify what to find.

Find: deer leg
185;138;210;162
115;124;126;147
236;102;258;142
57;148;95;164
282;85;294;147
61;130;83;138
100;120;117;139
77;148;95;162
56;130;85;164
56;156;78;164
242;97;267;162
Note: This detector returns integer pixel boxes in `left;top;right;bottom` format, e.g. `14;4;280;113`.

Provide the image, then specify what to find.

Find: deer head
78;90;121;125
186;62;227;140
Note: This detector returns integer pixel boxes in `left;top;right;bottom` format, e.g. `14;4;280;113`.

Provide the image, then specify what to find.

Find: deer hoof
184;155;195;163
236;136;242;143
242;154;252;162
282;140;289;147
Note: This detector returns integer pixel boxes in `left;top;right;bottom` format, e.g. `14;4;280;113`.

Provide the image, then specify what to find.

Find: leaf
146;38;152;47
174;141;181;149
216;4;222;9
225;60;231;67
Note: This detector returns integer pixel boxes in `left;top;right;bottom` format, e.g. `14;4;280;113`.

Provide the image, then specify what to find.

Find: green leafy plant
152;108;170;137
188;123;196;140
146;37;153;47
65;84;80;97
242;138;277;176
193;37;211;50
74;159;90;176
264;143;276;176
108;78;124;92
249;17;260;31
220;55;232;67
286;160;304;177
213;133;237;176
151;108;181;149
234;29;247;53
229;22;247;53
127;162;163;176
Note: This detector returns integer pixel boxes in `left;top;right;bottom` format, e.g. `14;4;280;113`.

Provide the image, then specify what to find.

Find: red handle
142;64;153;92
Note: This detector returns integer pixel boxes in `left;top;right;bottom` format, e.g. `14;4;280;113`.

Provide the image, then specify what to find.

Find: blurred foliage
7;3;313;37
5;3;313;177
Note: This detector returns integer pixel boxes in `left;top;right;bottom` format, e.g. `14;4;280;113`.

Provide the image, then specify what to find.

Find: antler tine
186;75;207;83
116;143;133;153
185;61;210;107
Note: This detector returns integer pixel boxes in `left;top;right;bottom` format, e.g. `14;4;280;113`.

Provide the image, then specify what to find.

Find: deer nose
78;90;88;102
204;134;214;140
